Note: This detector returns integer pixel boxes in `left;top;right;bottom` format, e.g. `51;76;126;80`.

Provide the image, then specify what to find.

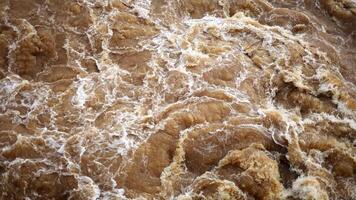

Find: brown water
0;0;355;199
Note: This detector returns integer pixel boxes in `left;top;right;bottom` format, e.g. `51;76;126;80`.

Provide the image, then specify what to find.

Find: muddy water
0;0;355;199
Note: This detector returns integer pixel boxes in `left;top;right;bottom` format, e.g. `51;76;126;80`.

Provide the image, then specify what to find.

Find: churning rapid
0;0;356;199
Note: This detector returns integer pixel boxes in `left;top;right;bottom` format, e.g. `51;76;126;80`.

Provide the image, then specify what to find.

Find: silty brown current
0;0;355;199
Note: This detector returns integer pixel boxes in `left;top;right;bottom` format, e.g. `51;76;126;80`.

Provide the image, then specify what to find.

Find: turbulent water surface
0;0;356;199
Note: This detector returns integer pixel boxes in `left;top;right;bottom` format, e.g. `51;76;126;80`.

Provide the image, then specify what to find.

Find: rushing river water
0;0;355;199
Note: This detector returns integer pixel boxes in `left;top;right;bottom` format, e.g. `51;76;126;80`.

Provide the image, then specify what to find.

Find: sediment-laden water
0;0;355;199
